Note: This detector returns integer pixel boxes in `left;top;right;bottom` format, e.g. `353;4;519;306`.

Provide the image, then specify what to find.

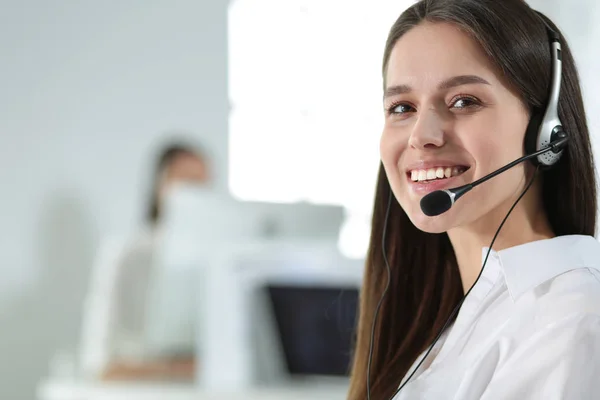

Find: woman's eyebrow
384;75;491;98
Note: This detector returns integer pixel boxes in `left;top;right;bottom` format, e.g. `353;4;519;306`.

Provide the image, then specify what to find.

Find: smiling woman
348;0;600;399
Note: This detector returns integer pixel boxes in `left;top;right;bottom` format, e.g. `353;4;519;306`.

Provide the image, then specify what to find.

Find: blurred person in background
79;138;210;382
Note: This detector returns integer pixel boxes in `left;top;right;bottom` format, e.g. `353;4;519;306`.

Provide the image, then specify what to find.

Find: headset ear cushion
524;109;545;162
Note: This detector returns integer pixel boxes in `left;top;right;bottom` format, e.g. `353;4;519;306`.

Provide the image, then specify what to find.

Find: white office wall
0;0;598;399
0;1;229;398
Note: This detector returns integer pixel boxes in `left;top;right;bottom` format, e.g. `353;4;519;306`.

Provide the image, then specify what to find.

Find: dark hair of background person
146;140;209;225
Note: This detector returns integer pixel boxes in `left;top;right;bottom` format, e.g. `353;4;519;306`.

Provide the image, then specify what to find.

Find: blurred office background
0;0;598;399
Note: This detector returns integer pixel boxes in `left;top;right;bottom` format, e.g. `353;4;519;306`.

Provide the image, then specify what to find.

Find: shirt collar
488;235;600;301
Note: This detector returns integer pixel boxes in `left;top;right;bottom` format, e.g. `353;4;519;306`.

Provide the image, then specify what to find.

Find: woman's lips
406;167;470;195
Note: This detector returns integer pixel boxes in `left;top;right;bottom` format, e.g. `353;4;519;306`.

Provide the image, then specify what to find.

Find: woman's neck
447;186;555;293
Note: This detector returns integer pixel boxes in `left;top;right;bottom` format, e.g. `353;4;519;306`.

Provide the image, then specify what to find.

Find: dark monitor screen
266;284;359;377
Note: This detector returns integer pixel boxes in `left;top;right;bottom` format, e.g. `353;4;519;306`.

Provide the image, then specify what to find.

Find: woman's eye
391;103;414;114
451;97;480;109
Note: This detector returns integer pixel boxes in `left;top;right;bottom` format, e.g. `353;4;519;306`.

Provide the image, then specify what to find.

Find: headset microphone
420;131;568;217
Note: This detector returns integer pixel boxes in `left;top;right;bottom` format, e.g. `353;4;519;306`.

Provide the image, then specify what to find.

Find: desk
38;379;349;400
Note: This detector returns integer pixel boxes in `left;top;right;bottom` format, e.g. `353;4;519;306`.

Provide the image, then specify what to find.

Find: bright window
228;0;410;258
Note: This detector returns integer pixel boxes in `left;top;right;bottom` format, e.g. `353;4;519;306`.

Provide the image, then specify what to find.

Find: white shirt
80;227;197;377
394;234;600;400
79;229;158;377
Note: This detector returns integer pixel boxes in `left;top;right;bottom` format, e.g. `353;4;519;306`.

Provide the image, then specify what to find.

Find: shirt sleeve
78;236;128;377
477;313;600;400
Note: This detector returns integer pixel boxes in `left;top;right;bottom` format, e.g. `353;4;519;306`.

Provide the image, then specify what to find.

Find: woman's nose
408;110;445;150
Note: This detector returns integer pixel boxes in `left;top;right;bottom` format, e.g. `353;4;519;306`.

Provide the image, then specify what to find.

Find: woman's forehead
385;21;499;91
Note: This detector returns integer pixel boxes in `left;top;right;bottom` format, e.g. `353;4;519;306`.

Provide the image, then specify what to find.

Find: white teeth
410;166;467;182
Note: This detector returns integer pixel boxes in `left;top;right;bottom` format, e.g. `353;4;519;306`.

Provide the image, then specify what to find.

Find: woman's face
159;152;209;200
381;21;532;233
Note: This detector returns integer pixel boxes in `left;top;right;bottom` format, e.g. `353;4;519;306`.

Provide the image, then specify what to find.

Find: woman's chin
408;211;453;234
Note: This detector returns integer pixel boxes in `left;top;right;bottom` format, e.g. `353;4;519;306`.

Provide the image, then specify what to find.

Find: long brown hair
348;1;597;399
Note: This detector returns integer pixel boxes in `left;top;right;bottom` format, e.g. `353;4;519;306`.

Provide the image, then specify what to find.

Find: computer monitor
265;284;359;377
197;239;364;388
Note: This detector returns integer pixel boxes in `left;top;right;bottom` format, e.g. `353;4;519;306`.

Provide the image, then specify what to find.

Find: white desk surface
38;379;349;400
